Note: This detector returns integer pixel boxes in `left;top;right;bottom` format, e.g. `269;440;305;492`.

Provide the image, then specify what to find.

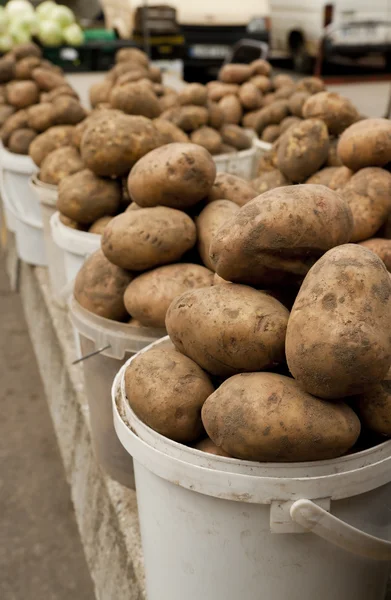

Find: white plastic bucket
113;337;391;600
50;211;101;284
30;175;68;306
70;297;165;488
213;145;256;180
253;138;272;159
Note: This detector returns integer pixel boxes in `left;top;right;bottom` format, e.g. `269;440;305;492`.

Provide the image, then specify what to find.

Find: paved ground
0;252;95;600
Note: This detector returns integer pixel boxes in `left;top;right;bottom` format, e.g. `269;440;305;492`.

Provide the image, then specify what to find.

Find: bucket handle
290;499;391;561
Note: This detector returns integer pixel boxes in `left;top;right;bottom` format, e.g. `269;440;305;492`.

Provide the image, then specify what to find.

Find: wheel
292;46;314;74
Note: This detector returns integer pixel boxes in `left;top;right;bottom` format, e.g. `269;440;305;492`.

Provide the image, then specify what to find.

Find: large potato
207;172;257;206
202;373;360;461
178;83;207;106
8;128;37;154
152;118;189;143
166;284;289;376
219;64;252;84
116;47;149;67
57;169;122;224
277;119;329;182
251;169;290;194
81;112;164;177
74;249;133;321
286;244;391;399
29;125;75;166
52;96;86;125
1;109;29;144
14;56;41;79
125;347;214;442
39;145;84;185
207;100;225;129
196;200;240;269
208;82;239;102
210;185;353;286
251;59;272;77
356;370;391;435
32;67;66;91
218;94;242;125
254;100;289;134
110;81;161;118
128;143;216;209
101;207;196;270
190;127;222;155
124;263;214;327
302;92;359;135
6;80;39;109
238;82;263;110
343;168;391;242
220;124;251;150
27;102;56;132
288;91;311;117
338;118;391;171
250;74;272;92
295;76;325;94
160;105;208;132
359;238;391;270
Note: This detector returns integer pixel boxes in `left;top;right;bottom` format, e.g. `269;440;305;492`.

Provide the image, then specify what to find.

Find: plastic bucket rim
50;211;101;254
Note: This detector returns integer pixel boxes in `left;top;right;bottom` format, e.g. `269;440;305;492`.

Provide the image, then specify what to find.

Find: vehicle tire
293;46;314;74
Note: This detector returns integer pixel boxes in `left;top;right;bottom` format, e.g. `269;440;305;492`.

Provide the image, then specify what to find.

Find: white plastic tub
30;175;68;306
213;145;256;180
50;211;101;284
70;298;165;488
113;337;391;600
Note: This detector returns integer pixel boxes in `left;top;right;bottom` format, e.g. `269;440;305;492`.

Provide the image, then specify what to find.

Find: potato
254;100;289;134
32;67;65;91
46;85;78;102
14;56;41;79
27;102;56;132
261;124;280;143
251;169;290;194
74;249;133;321
207;100;224;129
52;96;86;125
328;166;353;190
0;56;15;84
274;85;296;100
159;91;179;111
343;168;391;242
8;128;37;154
89;80;112;108
152;117;189;143
288;91;310;117
124;263;213;327
110;81;161;118
116;47;149;67
88;216;114;235
249;74;272;93
286;244;391;399
1;109;28;145
279;115;301;133
116;69;150;86
6;80;39;109
196;200;240;270
250;59;272;77
219;64;252;84
0;84;6;103
210;185;354;286
160;105;208;132
166;284;289;376
193;438;231;457
327;138;343;167
128;142;216;209
202;373;360;461
125;347;214;442
303;92;359;135
0;105;15;127
57;169;122;224
178;83;207;106
306;166;340;186
148;65;162;83
39;60;63;75
39;146;84;185
59;214;84;230
190;126;222;155
220;143;236;154
81;113;165;177
220;124;251;150
13;42;42;60
296;76;325;94
338;119;391;171
359;238;391;270
29;125;75;166
256;144;279;174
356;371;391;435
238;82;263;110
218;94;242;125
277;119;329;182
208;82;239;102
273;74;294;88
262;93;276;106
101;207;196;271
207;172;257;206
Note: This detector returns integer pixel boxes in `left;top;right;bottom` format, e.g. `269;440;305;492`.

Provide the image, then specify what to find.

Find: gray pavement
0;252;95;600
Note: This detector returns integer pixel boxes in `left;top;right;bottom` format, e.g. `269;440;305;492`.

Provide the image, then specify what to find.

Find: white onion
63;23;83;46
38;19;63;46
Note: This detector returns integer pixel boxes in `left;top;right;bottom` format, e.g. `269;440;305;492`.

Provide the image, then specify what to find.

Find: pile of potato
73;142;260;326
121;142;391;462
0;41;86;155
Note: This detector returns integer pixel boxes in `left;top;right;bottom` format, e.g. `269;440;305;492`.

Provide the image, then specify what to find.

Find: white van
269;0;391;72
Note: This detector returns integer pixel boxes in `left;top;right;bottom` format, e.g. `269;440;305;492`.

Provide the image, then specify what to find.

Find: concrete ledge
4;237;145;600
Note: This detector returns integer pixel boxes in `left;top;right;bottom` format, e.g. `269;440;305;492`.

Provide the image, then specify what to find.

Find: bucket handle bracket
290;498;391;561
